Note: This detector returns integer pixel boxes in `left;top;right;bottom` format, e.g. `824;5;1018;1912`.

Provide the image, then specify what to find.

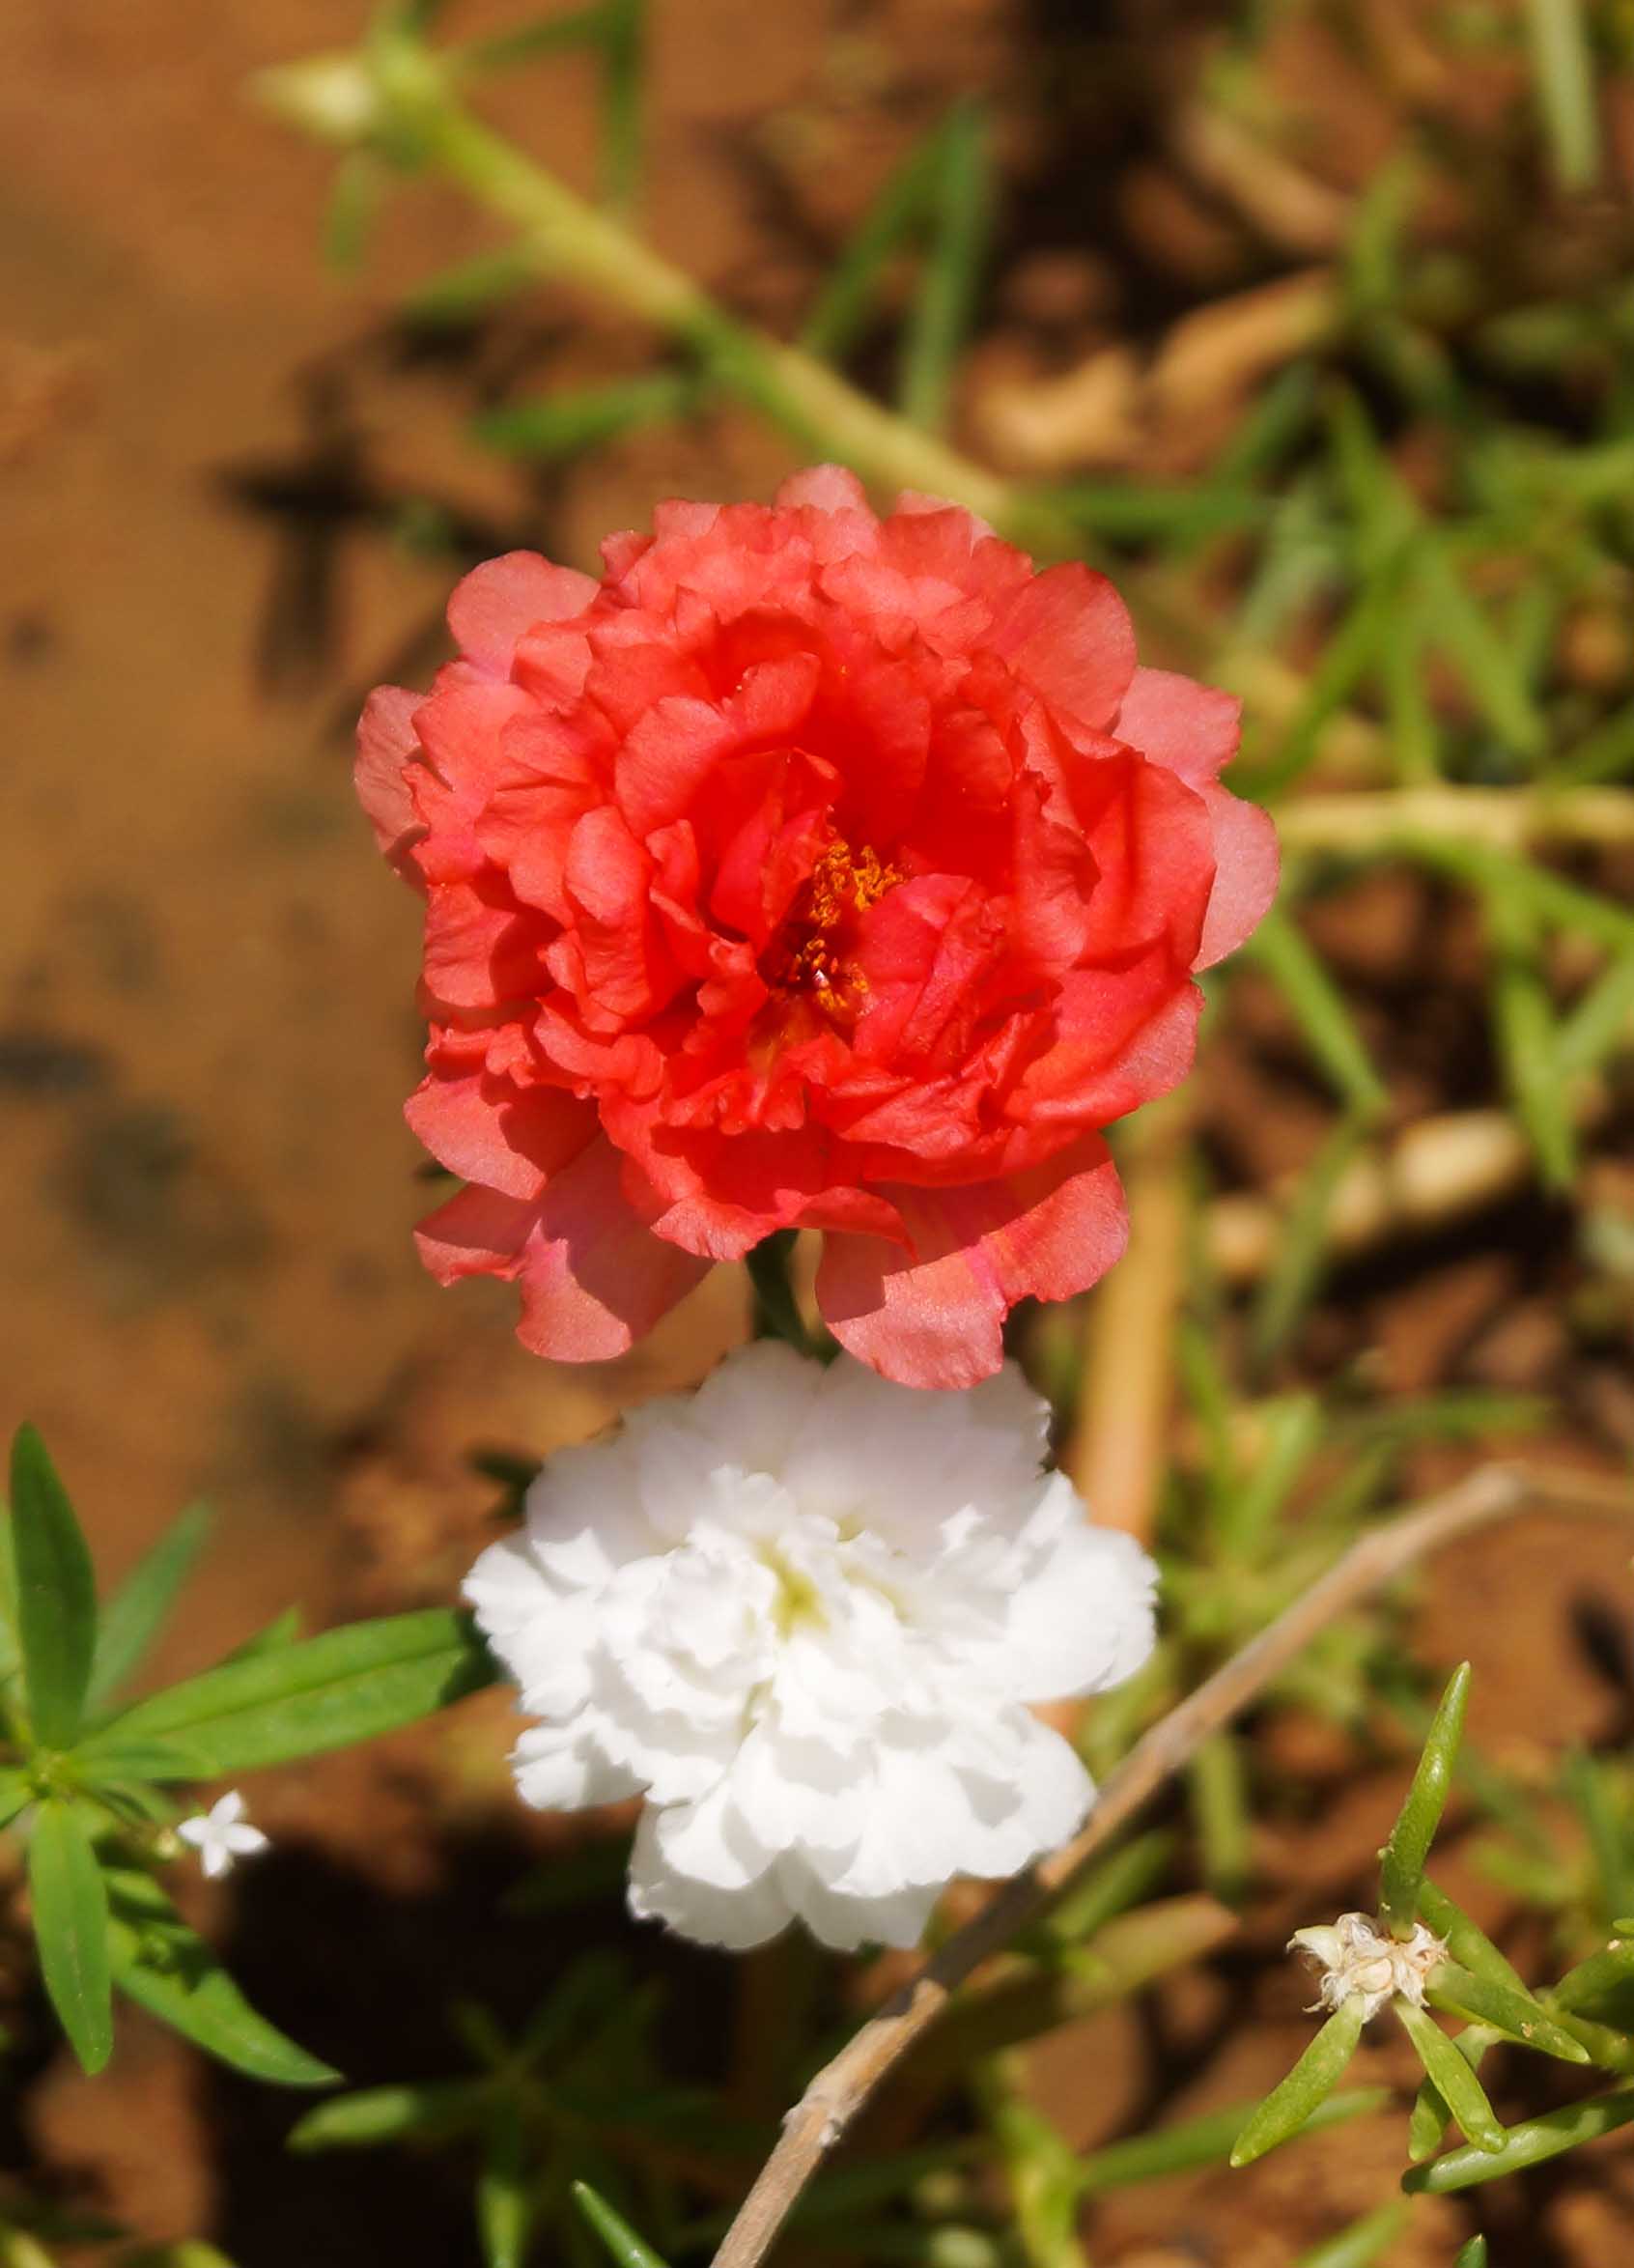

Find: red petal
775;466;872;517
355;686;424;867
446;553;599;677
1196;788;1279;969
1113;666;1241;785
406;1075;594;1201
989;562;1137;734
515;1138;712;1360
815;1140;1128;1387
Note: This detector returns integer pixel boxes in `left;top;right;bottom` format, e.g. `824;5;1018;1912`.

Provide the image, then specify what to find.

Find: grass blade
1379;1663;1471;1937
1243;906;1389;1120
1079;2085;1387;2194
1487;887;1576;1190
473;371;699;461
801;120;950;364
87;1502;212;1714
898;99;992;435
28;1800;113;2074
1248;1111;1374;1375
10;1427;98;1750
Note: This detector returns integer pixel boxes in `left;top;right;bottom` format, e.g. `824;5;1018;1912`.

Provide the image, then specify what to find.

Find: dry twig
710;1460;1632;2268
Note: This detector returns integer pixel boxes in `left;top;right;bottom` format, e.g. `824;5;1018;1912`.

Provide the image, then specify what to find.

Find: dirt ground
2;3;1633;2263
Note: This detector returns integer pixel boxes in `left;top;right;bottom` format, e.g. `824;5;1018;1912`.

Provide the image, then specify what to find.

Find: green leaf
289;2078;488;2150
1244;907;1389;1120
87;1501;212;1714
571;2180;671;2268
1418;542;1545;761
1557;951;1634;1081
1292;2200;1410;2268
1403;2084;1634;2192
746;1231;814;1356
401;245;547;328
1487;887;1576;1191
0;1766;31;1830
1426;1959;1590;2064
1395;1999;1505;2153
1248;1111;1375;1375
107;1874;338;2086
10;1427;99;1750
1407;2024;1497;2163
324;152;382;270
1188;1732;1252;1904
801;115;957;364
899;99;992;435
477;2101;534;2268
1416;1878;1531;1996
1080;2085;1388;2194
79;1611;495;1778
1379;1663;1471;1938
1229;1998;1367;2167
1525;0;1601;191
28;1800;113;2074
473;371;698;462
1453;2240;1489;2268
1564;1747;1634;1920
596;0;644;213
1549;1936;1634;2015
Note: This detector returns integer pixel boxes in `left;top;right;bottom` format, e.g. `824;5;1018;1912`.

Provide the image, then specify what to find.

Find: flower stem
745;1233;811;1356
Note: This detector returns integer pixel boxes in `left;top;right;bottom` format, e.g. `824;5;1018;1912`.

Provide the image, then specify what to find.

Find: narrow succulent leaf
290;2079;493;2150
1032;1830;1176;1950
1080;2086;1388;2195
1403;2085;1634;2192
1229;1998;1367;2168
79;1611;496;1776
1292;2200;1410;2268
1419;541;1544;758
1525;0;1601;190
1426;1960;1591;2064
1215;1393;1322;1558
106;1878;338;2086
477;2101;534;2268
1256;567;1402;792
899;99;992;434
571;2181;672;2268
1453;2240;1489;2268
453;4;607;76
1549;1937;1634;2015
87;1502;212;1714
1395;1999;1505;2153
746;1230;813;1355
1416;1878;1530;1996
401;245;549;327
1379;1663;1471;1938
10;1427;98;1750
324;153;381;269
1407;2025;1497;2164
28;1800;113;2074
1244;907;1389;1119
473;371;700;461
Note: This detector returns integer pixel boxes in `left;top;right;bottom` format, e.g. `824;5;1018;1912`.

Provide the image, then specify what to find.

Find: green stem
745;1233;811;1355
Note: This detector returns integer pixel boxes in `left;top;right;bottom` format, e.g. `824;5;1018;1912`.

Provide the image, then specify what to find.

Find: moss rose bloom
358;468;1276;1387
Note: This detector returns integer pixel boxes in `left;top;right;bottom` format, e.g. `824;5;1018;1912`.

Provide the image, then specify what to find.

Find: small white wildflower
1289;1911;1445;2023
466;1344;1158;1952
177;1790;270;1882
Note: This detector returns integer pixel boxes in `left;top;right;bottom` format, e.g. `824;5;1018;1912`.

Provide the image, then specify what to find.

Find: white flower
177;1790;270;1881
1289;1911;1446;2022
466;1343;1158;1951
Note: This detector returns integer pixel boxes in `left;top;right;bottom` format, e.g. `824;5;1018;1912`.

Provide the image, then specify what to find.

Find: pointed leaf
79;1611;495;1777
88;1502;212;1713
107;1883;337;2087
1230;1998;1367;2167
899;99;992;435
1426;1959;1590;2064
290;2079;488;2150
10;1427;98;1749
28;1800;112;2073
1379;1663;1470;1938
571;2181;671;2268
1080;2085;1388;2195
478;2100;534;2268
1395;1998;1505;2152
1245;907;1389;1120
1454;2240;1488;2268
1549;1937;1634;2015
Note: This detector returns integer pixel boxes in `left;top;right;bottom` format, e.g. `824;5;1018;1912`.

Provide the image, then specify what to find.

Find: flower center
771;836;904;1024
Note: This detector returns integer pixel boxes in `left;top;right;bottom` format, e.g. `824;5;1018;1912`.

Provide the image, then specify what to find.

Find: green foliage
27;1802;112;2076
1229;1999;1367;2167
1379;1663;1470;1938
10;1428;98;1751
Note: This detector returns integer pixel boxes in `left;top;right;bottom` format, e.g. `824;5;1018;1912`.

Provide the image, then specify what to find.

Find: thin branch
710;1461;1630;2268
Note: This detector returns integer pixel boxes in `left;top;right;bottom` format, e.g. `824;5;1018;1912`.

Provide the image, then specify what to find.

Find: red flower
358;468;1276;1387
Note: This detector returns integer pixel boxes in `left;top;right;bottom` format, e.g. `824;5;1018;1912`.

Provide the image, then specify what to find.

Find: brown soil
2;3;1632;2265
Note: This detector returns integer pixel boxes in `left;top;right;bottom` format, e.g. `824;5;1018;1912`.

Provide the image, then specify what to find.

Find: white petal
1008;1520;1158;1702
628;1808;790;1950
222;1825;270;1858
